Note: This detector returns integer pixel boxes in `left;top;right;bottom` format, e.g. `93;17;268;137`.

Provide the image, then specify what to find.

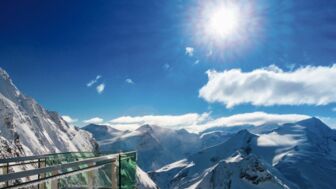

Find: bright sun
207;5;240;39
193;0;260;53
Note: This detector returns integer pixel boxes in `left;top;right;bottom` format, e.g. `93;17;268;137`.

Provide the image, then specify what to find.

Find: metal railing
0;151;137;189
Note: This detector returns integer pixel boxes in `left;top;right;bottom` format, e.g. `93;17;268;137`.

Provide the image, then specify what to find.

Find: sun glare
191;0;261;56
207;5;240;39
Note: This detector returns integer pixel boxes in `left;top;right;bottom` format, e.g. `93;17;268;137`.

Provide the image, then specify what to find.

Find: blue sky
1;0;336;127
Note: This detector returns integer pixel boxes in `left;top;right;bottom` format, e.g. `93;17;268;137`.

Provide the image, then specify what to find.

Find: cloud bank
191;112;309;132
83;117;104;124
199;65;336;108
108;113;209;131
106;112;309;133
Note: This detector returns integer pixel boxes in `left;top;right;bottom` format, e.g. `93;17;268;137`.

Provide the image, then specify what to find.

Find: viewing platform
0;151;137;189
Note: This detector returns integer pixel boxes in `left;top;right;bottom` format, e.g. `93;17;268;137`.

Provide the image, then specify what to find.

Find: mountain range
150;118;336;189
86;117;336;189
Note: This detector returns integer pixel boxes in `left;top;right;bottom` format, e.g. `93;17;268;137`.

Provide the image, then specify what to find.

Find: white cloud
87;75;102;87
125;78;134;84
163;63;170;70
108;113;210;131
96;83;105;94
62;115;78;124
199;65;336;108
194;60;200;65
106;112;309;133
332;107;336;112
189;112;309;132
83;117;104;125
185;47;194;57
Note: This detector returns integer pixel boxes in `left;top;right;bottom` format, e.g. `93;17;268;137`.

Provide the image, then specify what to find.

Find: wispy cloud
62;115;78;124
106;112;309;133
185;47;194;57
87;75;102;87
194;60;200;65
125;78;134;84
83;117;104;125
332;107;336;112
108;113;209;131
163;63;170;70
96;83;105;94
200;64;336;108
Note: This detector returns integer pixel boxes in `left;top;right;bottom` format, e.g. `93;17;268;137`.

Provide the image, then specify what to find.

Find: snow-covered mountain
83;123;127;141
150;117;336;189
0;68;97;158
84;121;285;172
84;124;204;171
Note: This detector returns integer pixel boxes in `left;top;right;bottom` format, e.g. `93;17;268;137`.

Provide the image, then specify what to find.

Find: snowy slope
85;124;202;171
83;124;127;141
151;118;336;189
84;123;236;172
0;68;97;158
136;166;159;189
271;118;336;189
150;130;295;189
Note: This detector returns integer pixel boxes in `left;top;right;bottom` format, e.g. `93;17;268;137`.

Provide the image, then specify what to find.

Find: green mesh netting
119;152;137;189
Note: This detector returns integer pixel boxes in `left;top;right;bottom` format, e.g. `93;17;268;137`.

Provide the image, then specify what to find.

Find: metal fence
0;151;137;189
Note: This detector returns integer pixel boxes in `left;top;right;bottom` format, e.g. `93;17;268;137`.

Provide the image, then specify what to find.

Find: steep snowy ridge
0;68;97;158
151;118;336;189
136;167;159;189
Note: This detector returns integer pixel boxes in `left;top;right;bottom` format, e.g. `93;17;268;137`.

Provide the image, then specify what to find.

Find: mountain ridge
150;117;336;189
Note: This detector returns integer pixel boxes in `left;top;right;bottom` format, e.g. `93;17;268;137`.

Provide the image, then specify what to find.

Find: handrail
1;161;113;189
0;154;118;182
0;151;96;164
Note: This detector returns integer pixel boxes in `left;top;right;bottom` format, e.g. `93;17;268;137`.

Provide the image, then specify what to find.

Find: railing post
111;159;118;189
1;163;9;187
38;158;46;189
87;162;95;189
50;170;59;189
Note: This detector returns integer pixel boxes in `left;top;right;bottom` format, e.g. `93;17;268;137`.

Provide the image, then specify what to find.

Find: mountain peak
136;124;164;133
296;117;324;125
235;129;255;139
293;117;333;138
296;117;331;130
0;67;10;80
0;67;21;101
